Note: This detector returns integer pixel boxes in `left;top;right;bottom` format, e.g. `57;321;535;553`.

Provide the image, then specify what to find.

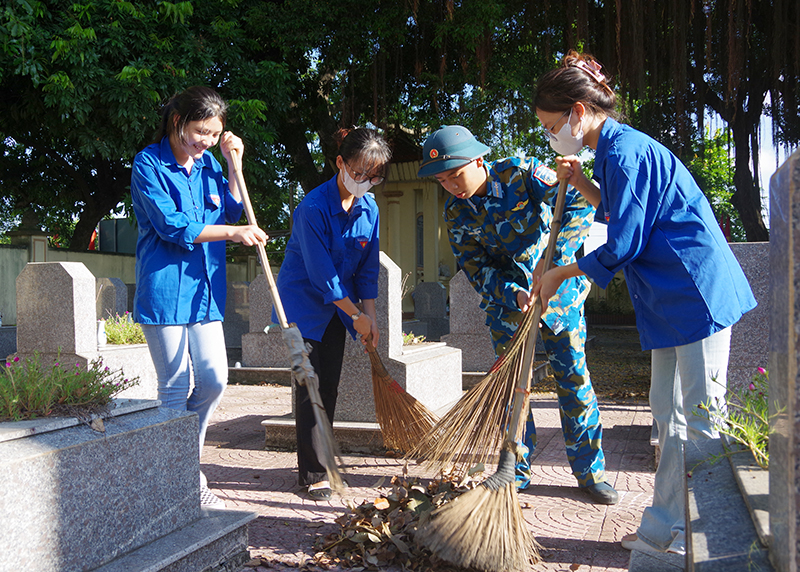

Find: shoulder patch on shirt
532;164;558;186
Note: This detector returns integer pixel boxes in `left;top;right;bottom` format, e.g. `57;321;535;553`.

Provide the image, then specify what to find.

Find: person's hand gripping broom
229;148;346;492
415;179;571;571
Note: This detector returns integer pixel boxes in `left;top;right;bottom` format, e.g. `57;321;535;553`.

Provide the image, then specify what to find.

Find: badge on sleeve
532;164;558;186
359;240;369;249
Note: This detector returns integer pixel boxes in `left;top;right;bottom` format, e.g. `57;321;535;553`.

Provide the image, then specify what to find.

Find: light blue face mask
548;108;584;156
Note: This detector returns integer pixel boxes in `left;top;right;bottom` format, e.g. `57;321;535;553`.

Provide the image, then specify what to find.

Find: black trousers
295;313;346;486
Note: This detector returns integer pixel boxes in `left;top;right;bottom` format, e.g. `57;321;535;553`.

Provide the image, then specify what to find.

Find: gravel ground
534;325;651;401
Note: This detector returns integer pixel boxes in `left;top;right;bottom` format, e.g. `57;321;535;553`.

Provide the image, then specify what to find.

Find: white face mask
342;167;373;198
548;108;584;156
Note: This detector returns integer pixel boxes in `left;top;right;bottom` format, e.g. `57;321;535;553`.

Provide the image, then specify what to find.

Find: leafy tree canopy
1;0;798;247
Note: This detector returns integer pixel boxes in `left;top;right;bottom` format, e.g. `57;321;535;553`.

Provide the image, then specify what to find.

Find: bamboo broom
229;148;346;492
407;180;568;477
363;333;439;452
415;180;570;571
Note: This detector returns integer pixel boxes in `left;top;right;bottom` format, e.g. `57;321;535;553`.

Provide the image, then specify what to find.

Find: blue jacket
444;157;595;334
131;137;244;325
578;118;757;350
274;175;380;341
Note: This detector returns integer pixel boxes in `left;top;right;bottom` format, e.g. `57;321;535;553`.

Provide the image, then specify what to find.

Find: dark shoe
307;485;332;501
581;482;619;505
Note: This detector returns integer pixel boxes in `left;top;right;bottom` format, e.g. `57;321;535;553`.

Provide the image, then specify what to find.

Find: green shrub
0;352;140;421
104;312;146;345
698;367;772;469
403;332;426;345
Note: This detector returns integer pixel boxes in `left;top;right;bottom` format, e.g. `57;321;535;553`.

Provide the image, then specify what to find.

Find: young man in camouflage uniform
418;125;618;505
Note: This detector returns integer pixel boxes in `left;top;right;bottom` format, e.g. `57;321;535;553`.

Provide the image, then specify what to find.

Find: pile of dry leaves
312;466;488;571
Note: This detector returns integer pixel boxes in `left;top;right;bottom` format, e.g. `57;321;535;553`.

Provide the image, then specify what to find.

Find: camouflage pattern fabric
445;156;605;488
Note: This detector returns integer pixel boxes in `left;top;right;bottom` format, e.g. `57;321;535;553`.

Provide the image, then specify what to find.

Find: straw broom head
365;334;439;452
416;443;541;571
406;179;569;477
405;305;540;475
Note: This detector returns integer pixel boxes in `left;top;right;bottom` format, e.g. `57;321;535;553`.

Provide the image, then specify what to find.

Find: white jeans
637;327;731;553
141;320;228;452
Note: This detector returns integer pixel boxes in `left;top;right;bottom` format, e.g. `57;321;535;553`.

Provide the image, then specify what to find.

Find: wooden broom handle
229;148;290;329
506;179;570;441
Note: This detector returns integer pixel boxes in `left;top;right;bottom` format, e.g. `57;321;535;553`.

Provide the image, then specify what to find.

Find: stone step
228;365;292;386
92;508;257;572
628;550;684;572
463;360;550;390
262;416;386;454
232;360;550;392
684;439;773;571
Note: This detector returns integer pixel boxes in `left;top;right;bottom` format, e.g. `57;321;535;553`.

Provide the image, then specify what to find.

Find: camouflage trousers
489;306;606;488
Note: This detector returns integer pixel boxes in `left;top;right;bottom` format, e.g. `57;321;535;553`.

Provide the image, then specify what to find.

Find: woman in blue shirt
532;52;756;556
274;128;391;500
131;86;267;508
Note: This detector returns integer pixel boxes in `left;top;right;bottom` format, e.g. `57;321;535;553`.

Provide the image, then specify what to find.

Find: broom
363;332;439;452
415;180;570;571
229;148;346;492
407;180;568;478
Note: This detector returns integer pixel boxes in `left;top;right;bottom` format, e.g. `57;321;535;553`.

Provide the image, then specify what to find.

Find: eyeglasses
543;109;571;140
346;162;385;186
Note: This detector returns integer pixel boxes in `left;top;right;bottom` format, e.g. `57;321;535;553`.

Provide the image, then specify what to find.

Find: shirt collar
593;117;623;181
484;168;504;199
158;136;212;171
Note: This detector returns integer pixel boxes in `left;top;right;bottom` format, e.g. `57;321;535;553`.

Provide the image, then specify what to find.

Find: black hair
153;86;228;144
534;51;619;119
334;128;392;177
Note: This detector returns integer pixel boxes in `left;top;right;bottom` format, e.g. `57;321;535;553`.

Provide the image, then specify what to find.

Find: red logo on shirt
359;240;368;249
605;212;610;222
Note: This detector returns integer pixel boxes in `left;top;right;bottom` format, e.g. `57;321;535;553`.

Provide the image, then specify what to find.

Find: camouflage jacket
444;157;595;333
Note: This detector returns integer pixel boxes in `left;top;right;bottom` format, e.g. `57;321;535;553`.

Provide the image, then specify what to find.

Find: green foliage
0;352;140;421
1;0;796;247
103;312;145;345
0;0;292;246
698;368;773;470
402;332;426;345
686;129;745;242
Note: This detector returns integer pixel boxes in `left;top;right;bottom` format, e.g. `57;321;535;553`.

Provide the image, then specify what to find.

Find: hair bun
563;50;606;85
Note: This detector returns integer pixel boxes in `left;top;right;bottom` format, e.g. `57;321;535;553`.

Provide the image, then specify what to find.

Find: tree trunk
729;108;769;242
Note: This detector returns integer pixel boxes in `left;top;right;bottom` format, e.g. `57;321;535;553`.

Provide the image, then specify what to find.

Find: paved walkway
202;384;656;571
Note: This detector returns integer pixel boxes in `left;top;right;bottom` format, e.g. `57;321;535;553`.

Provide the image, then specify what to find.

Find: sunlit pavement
203;384;655;572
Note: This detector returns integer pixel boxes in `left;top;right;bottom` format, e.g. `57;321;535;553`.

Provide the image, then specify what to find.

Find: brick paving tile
203;384;656;571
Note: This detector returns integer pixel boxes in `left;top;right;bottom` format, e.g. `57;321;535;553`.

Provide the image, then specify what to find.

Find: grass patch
0;352;140;421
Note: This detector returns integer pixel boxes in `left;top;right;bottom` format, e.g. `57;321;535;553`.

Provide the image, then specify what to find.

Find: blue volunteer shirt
131;137;244;324
578;118;756;350
274;175;380;341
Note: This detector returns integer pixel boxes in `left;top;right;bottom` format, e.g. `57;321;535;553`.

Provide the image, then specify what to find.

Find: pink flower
757;367;766;375
749;383;756;391
13;356;19;363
